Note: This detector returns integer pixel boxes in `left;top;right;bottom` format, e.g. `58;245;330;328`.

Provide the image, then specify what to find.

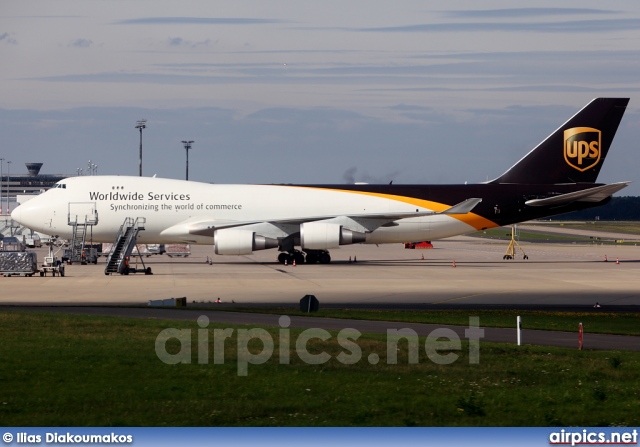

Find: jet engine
300;222;366;250
214;229;278;255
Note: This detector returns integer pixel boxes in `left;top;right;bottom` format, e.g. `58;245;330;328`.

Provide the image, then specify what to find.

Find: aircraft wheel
319;252;331;264
277;253;289;264
294;253;305;265
523;255;528;260
306;253;318;264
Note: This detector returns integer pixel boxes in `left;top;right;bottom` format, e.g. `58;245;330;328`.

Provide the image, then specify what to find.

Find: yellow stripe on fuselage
306;187;499;231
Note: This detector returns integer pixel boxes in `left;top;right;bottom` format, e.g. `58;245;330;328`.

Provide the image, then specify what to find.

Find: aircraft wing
524;182;630;207
439;197;483;214
175;197;483;237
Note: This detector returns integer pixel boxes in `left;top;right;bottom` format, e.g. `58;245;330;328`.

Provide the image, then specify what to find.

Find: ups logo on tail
564;127;601;172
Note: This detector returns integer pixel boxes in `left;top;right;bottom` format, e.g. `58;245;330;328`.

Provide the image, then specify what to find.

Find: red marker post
578;322;584;350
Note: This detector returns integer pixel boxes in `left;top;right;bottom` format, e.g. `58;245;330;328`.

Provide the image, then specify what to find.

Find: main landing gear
277;249;332;265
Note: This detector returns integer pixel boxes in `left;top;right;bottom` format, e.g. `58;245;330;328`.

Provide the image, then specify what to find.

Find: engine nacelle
214;229;278;255
300;222;366;250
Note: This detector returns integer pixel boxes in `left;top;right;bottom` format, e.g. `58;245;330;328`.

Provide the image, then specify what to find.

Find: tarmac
1;236;639;307
2;235;640;351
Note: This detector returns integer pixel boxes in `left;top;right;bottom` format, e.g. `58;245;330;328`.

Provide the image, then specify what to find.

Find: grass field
542;222;640;235
468;228;638;244
1;310;639;427
468;221;640;244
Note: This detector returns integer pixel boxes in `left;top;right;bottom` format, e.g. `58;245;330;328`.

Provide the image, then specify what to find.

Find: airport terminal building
1;163;71;215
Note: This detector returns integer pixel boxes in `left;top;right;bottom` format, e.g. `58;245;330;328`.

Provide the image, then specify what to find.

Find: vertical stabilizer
492;98;629;184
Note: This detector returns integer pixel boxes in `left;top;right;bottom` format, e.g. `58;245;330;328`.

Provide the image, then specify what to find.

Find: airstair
0;218;9;236
70;216;90;262
105;217;146;275
68;203;98;263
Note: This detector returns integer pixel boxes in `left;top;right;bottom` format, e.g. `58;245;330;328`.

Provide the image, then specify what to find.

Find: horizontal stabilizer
525;182;630;207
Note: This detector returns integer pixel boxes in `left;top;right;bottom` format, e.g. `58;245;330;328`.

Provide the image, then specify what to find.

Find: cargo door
68;202;98;225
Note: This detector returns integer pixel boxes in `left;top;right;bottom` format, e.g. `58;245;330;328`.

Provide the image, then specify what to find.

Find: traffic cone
354;256;357;263
616;258;619;265
293;258;297;267
349;256;352;263
452;260;456;268
604;255;608;262
284;259;288;266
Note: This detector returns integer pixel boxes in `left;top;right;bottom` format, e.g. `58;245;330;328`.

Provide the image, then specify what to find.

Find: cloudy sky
1;1;639;194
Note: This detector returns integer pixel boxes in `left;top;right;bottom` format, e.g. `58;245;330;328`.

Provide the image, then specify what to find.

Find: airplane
11;97;630;265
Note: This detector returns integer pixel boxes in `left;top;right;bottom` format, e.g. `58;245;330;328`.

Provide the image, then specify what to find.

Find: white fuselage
11;176;479;248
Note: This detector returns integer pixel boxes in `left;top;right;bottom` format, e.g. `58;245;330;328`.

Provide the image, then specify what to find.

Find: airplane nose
10;204;21;223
